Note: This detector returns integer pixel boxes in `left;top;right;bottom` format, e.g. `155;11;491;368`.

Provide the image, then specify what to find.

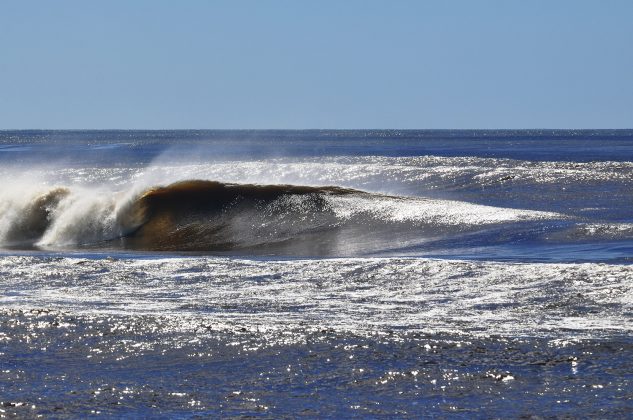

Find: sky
0;0;632;129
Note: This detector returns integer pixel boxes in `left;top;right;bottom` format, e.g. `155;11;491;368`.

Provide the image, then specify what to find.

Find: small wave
562;223;633;241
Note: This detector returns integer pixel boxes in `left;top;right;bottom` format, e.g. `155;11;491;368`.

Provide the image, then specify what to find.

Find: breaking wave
0;179;560;255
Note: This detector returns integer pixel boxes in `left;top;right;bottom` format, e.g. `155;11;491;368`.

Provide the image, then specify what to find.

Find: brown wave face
3;188;70;244
120;180;357;252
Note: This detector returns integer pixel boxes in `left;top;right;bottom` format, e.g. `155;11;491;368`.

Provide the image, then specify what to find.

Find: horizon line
1;128;632;132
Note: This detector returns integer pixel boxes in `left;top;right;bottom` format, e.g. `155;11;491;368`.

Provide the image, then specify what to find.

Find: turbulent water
1;130;632;417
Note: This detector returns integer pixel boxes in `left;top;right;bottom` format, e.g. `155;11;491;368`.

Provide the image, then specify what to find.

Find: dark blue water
2;129;633;163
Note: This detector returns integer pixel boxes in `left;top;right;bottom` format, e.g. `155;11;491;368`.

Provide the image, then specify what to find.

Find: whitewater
1;130;632;417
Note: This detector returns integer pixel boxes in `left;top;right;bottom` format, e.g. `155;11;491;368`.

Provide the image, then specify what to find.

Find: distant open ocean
1;130;632;417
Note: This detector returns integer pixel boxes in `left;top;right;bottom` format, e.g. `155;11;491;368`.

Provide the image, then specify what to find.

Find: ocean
0;130;632;417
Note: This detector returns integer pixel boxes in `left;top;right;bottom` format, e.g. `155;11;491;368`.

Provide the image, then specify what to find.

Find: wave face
125;181;355;252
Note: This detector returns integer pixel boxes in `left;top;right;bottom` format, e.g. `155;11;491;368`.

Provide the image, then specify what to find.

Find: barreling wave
0;179;561;255
0;187;70;243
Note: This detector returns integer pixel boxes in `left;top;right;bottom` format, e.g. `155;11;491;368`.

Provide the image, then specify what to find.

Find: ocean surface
0;130;632;417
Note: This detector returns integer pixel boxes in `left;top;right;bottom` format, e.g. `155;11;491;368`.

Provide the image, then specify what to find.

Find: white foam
0;255;631;339
327;194;559;225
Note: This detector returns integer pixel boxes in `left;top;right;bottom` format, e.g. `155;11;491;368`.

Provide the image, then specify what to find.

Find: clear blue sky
1;0;631;129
